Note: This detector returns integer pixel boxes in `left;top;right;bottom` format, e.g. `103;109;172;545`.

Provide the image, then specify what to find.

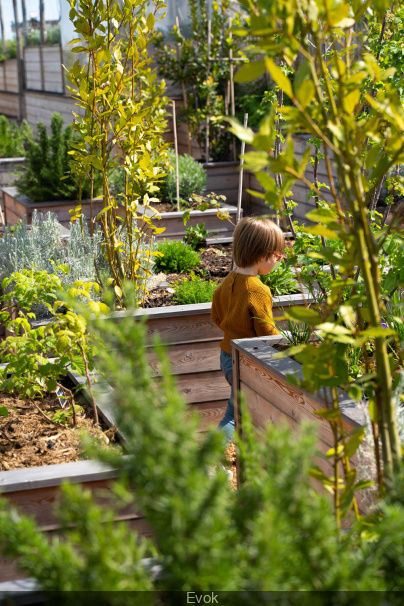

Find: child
211;217;285;444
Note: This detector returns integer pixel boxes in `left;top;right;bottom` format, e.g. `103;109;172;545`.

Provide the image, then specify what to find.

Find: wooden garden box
203;161;241;207
138;199;240;241
231;334;368;515
0;294;309;581
0;159;25;218
1;186;105;230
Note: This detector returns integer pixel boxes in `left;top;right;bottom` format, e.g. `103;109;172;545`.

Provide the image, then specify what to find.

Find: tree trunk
12;0;24;120
39;0;46;44
39;0;45;90
0;0;6;55
21;0;28;47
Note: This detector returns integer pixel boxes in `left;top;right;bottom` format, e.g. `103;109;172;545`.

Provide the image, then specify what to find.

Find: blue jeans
218;350;235;445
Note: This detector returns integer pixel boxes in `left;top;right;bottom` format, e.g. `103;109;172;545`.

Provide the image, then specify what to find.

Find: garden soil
0;385;117;472
143;244;232;308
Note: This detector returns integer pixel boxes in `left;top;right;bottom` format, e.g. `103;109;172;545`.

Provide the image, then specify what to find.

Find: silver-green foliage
0;211;106;288
159;150;207;203
110;151;207;205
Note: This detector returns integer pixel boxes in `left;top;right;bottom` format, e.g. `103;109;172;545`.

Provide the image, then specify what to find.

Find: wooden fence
24;46;64;95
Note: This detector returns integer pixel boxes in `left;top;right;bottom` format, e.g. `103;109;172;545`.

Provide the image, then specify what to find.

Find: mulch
225;441;237;490
0;385;117;472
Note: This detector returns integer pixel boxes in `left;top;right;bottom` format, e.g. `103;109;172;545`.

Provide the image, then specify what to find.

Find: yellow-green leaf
296;80;315;108
234;60;266;83
264;57;293;99
303;224;339;239
285;306;322;323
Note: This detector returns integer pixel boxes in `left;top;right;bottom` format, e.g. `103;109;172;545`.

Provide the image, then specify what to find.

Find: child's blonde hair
233;217;285;268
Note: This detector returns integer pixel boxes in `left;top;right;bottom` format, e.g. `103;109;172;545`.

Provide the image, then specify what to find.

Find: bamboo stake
236;113;248;225
228;18;237;162
172;100;180;211
205;19;211;162
175;16;192;156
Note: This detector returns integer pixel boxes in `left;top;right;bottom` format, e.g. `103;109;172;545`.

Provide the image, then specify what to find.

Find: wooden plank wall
24;46;64;95
0;59;19;93
25;91;81;129
2;188;105;229
24;47;41;91
0;92;19;118
0;477;152;582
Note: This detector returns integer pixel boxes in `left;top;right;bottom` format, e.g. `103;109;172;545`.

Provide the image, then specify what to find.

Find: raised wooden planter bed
0;361;151;583
231;334;368;514
0;294;309;581
0;159;25;215
203;161;241;207
2;186;105;229
139;199;239;241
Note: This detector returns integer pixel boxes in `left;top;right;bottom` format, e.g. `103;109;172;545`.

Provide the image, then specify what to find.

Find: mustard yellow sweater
211;271;279;354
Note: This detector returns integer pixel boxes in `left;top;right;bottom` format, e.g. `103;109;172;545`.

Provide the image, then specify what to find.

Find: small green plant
259;260;300;297
0;116;32;158
182;191;230;228
159;150;207;203
0;267;107;425
0;39;17;62
277;318;314;346
27;23;61;46
14;113;103;202
51;404;85;426
173;272;218;304
153;239;200;274
183;223;215;249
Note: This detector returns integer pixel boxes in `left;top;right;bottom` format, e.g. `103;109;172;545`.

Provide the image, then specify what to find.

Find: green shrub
154;239;200;274
14;113;103;202
0;116;32;158
173;273;218;304
110;150;207;206
0;39;17;62
159;150;207;203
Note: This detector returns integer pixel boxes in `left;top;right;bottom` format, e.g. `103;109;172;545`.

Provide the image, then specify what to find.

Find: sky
2;0;61;41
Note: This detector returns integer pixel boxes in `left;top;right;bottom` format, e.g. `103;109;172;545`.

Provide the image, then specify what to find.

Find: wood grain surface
156;370;230;404
144;313;222;346
147;340;221;376
238;352;358;441
185;399;227;430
